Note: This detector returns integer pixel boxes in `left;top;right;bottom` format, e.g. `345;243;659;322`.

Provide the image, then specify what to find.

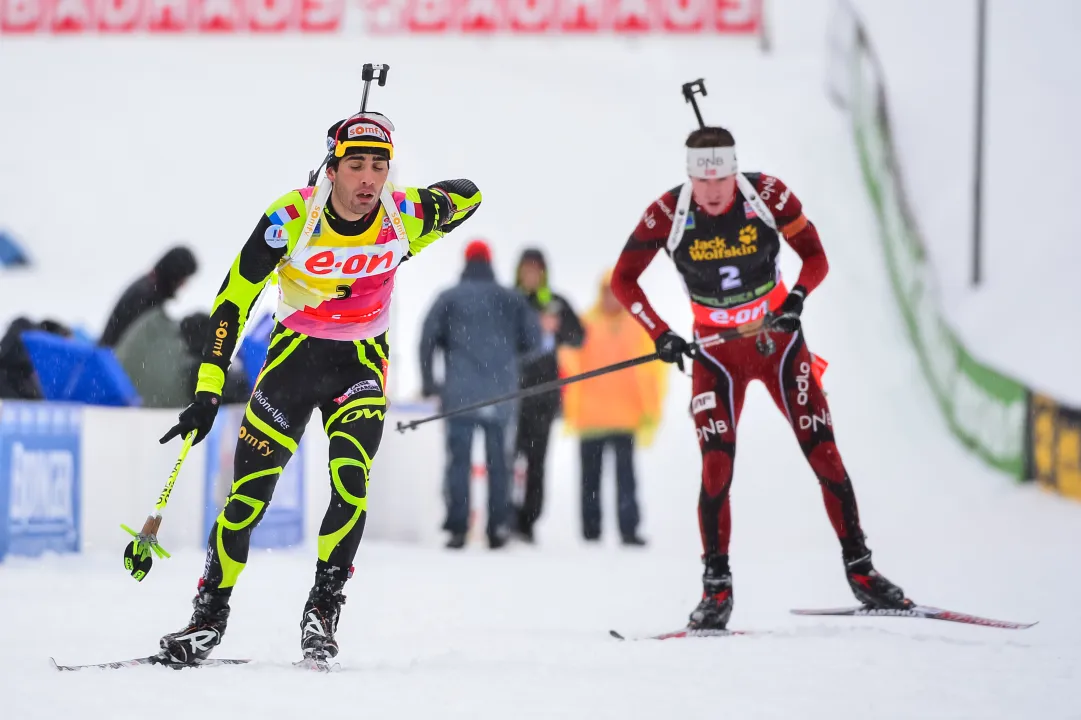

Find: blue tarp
20;331;140;407
237;313;273;387
0;231;29;267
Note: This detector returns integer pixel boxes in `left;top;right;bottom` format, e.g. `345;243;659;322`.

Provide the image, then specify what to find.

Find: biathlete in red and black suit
611;125;910;630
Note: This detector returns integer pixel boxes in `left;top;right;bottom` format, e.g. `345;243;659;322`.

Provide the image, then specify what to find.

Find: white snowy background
1;1;1079;718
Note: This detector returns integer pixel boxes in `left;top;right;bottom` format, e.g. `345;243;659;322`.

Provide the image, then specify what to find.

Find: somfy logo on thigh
253;390;289;429
238;426;274;458
334;379;381;405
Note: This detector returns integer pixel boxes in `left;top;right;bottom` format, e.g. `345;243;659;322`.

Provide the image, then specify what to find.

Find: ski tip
609;630;627;641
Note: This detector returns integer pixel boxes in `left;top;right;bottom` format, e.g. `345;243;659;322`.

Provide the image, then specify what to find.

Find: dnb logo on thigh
696;418;729;442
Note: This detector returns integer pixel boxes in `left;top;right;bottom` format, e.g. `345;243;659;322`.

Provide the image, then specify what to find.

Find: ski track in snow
2;1;1080;717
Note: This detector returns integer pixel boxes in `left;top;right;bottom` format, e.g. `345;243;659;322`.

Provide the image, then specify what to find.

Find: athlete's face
329;154;389;219
690;175;738;215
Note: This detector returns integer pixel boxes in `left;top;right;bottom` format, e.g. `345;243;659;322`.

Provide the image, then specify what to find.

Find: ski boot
299;563;350;667
845;550;910;609
159;583;231;664
688;555;734;630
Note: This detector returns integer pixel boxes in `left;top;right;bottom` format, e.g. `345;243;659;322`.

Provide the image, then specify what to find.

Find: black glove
159;392;220;445
654;330;693;372
770;286;807;334
428;179;481;233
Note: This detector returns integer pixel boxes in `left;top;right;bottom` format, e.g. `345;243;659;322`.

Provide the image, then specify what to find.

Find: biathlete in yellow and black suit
156;112;481;665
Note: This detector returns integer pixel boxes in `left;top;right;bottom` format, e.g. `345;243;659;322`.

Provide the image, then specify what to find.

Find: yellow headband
334;140;394;159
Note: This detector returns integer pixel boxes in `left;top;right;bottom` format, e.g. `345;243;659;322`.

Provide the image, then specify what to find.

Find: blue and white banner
0;402;82;560
203;405;305;549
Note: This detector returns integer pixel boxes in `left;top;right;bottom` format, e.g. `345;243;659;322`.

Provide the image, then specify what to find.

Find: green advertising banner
836;7;1028;478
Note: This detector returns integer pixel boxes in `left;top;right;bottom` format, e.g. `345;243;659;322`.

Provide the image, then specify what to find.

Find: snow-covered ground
2;2;1080;717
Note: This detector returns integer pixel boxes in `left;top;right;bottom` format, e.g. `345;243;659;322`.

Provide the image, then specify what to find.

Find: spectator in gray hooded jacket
419;239;542;550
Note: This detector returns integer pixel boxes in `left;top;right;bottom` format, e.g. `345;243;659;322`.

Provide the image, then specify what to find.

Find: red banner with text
0;0;761;34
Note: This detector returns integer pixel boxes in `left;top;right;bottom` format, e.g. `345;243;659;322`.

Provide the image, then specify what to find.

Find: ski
789;604;1037;630
51;655;251;671
609;628;756;641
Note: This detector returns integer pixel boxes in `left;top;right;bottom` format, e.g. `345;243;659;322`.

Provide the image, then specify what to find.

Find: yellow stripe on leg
317;457;369;563
244;404;298;454
353;340;384;387
255;334;304;389
213;468;280;589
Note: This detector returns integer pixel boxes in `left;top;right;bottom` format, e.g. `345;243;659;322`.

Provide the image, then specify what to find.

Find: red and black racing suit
611;173;871;564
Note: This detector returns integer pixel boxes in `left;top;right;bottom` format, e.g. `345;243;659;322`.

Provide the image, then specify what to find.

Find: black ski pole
396;352;663;433
395;323;761;433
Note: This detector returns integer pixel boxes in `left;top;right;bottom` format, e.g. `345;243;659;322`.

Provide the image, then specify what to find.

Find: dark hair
685;126;736;149
180;312;213;357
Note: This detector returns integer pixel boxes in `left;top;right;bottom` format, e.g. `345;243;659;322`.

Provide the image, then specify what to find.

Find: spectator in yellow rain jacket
559;270;667;545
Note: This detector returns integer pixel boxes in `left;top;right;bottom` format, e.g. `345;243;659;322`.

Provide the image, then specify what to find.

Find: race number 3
719;266;742;290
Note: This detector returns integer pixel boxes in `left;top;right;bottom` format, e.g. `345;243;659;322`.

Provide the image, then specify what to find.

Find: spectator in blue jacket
419;240;542;550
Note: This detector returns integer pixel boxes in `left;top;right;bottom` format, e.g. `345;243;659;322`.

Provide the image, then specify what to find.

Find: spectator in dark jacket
99;246;197;347
420;240;542;550
513;248;585;543
0;317;72;399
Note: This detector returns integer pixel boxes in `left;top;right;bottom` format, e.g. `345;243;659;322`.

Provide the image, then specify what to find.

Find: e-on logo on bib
688;227;758;261
297;243;404;279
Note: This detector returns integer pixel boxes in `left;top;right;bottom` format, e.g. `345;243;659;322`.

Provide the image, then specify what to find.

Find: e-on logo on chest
688;226;759;261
